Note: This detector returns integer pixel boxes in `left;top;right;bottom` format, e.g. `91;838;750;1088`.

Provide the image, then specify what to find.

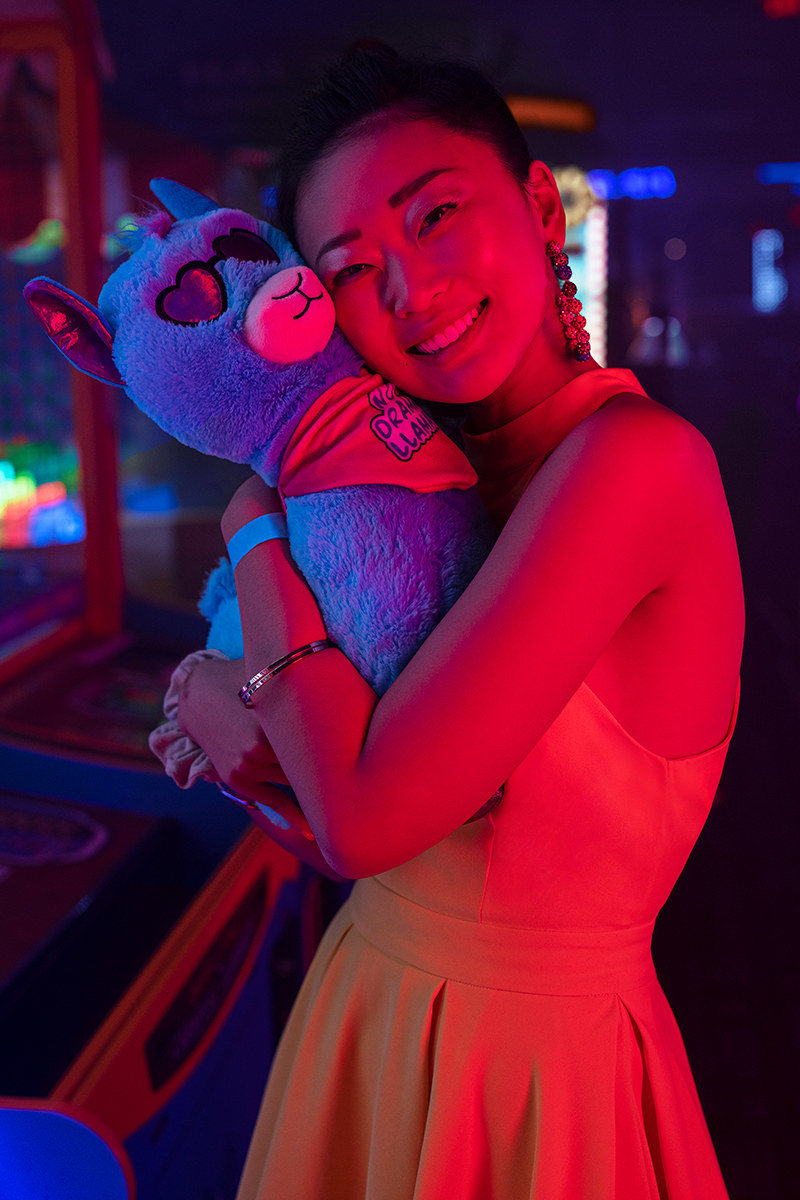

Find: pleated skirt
235;877;729;1200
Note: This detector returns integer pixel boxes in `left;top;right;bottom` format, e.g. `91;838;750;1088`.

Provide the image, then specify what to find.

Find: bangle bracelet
226;512;288;571
239;639;334;707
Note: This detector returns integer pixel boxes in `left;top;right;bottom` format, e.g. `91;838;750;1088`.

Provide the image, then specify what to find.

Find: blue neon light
587;170;616;200
756;162;800;185
752;228;788;313
587;167;676;200
29;497;86;546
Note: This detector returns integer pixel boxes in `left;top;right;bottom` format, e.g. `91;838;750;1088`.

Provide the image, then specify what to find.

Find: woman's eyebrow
388;167;455;208
316;229;361;268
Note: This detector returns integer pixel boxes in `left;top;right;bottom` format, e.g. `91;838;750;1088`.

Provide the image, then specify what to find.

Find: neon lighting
7;219;67;266
123;481;179;513
30;497;86;547
35;481;67;505
756;162;800;184
0;455;84;549
752;229;788;312
761;0;800;17
586;167;676;200
584;202;608;367
0;469;36;512
505;95;595;132
586;170;616;200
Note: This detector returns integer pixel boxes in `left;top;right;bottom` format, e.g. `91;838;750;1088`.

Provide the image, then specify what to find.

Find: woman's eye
332;263;370;287
420;201;457;233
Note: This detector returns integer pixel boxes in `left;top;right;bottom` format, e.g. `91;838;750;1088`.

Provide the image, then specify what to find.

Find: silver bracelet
238;639;334;707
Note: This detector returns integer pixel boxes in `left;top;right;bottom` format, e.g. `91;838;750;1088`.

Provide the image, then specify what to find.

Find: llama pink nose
243;266;335;363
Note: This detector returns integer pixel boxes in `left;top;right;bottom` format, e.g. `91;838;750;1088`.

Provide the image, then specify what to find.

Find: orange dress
236;370;736;1200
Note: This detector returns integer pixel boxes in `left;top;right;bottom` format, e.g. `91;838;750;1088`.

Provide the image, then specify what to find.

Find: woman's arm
227;398;740;878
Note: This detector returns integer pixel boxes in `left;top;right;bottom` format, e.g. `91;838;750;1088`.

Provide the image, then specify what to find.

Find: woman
178;47;743;1199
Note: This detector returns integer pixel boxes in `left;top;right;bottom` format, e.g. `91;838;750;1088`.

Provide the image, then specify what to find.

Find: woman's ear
526;161;566;247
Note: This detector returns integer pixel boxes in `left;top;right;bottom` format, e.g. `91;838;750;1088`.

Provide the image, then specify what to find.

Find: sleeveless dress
235;369;737;1200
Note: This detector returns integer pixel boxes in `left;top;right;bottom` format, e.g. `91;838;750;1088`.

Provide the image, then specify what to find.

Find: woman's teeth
410;301;486;355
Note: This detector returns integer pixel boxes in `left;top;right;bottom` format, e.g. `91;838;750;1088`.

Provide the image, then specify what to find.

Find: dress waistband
350;878;657;996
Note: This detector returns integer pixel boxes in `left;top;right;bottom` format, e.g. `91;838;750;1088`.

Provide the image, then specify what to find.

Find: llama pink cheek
242;266;335;363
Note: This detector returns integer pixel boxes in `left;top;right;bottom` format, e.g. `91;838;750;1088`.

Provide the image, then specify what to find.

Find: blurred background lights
751;228;788;312
585;170;616;200
627;315;689;368
756;161;800;184
664;237;687;260
761;0;800;19
585;167;676;200
618;168;652;199
553;165;598;227
756;162;800;196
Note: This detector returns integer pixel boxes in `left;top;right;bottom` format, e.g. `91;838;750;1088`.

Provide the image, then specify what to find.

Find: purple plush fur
24;181;495;695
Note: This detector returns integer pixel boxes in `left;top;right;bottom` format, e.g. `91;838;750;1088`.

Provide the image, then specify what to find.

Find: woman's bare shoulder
586;390;710;446
558;391;723;499
505;387;733;594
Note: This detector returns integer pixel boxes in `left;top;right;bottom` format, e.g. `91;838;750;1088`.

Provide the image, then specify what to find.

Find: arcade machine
0;7;336;1195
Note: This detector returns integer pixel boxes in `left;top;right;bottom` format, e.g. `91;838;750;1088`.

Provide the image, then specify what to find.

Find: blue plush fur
26;181;495;695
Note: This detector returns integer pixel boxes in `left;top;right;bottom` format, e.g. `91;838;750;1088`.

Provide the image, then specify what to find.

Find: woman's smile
407;299;488;356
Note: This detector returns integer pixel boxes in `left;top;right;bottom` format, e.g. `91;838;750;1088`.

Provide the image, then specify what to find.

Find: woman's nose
382;256;442;318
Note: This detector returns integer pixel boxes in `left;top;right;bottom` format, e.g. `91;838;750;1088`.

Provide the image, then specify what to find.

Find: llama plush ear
149;178;220;219
23;277;125;387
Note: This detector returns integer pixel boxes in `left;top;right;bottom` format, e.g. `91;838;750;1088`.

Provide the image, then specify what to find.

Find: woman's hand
177;654;291;798
176;654;349;879
221;473;282;544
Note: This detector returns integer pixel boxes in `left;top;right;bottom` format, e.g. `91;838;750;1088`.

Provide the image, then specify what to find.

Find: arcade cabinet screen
0;245;86;658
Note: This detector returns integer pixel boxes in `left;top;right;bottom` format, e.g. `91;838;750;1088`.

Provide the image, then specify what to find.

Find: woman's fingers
177;654;289;787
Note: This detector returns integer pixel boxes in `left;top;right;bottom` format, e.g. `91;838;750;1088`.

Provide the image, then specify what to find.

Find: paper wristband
226;512;288;570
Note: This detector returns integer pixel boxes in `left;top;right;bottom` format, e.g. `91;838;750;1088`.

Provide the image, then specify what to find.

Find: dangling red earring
546;240;591;362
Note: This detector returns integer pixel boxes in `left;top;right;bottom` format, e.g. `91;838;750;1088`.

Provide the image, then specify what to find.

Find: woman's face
296;118;561;407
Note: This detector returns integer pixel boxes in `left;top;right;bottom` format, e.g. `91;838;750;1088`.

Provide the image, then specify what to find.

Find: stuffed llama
24;179;499;831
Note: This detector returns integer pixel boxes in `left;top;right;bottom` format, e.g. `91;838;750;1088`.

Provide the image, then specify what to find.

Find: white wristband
226;512;288;570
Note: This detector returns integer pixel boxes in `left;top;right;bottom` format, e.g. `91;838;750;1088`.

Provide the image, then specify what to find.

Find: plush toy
24;179;499;846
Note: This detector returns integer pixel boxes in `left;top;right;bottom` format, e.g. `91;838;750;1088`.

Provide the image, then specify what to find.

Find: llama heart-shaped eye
156;262;226;325
213;228;279;265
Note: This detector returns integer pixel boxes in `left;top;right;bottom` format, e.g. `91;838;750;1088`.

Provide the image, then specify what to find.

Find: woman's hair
277;44;531;247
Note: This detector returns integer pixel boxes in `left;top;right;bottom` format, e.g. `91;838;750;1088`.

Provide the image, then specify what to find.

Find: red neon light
761;0;800;17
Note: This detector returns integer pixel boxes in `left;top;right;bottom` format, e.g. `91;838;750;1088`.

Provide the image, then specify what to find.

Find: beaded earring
546;240;591;362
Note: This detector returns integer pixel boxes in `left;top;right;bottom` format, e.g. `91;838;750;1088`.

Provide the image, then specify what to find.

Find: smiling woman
295;121;564;417
171;44;744;1200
